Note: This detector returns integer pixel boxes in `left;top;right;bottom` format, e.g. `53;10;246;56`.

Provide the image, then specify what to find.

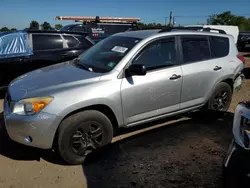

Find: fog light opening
24;136;33;143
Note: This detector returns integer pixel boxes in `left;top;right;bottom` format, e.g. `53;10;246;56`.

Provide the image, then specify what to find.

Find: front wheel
56;110;113;165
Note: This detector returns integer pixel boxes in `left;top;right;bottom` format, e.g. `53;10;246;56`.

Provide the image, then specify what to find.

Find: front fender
57;98;124;127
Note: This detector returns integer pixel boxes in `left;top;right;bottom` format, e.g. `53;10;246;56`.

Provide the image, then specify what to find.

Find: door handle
213;66;222;71
170;74;181;80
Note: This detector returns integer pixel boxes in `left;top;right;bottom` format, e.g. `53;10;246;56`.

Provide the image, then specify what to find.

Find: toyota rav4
4;29;245;164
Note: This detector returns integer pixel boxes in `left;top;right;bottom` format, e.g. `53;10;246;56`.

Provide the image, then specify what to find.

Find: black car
0;30;94;90
237;31;250;51
60;22;138;43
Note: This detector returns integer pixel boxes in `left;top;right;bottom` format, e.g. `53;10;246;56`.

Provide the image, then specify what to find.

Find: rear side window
74;35;92;48
99;24;133;34
210;36;229;58
181;36;210;64
63;35;79;48
33;34;63;51
71;25;86;32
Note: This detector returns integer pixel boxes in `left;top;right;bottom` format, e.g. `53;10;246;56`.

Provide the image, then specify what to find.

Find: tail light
237;54;246;65
92;33;99;37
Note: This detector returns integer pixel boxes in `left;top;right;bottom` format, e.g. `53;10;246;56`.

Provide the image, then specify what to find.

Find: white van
185;25;239;44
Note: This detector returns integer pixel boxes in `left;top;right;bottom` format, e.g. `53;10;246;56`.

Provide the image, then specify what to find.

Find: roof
0;30;27;37
114;29;161;39
25;30;88;35
0;29;89;36
114;29;231;39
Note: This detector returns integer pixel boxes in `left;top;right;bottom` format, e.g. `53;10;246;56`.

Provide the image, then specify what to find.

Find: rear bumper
234;73;244;92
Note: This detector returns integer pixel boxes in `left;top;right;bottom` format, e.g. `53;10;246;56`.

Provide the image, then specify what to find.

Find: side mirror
126;64;147;76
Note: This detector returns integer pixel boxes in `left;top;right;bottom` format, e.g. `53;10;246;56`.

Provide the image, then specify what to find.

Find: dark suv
60;23;138;43
237;31;250;51
0;30;94;90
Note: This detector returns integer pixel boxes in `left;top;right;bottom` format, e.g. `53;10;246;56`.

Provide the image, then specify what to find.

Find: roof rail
55;16;140;24
157;26;227;34
202;27;227;34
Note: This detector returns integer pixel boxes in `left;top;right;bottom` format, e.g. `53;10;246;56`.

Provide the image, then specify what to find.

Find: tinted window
133;37;176;71
60;25;73;31
99;24;133;34
63;35;79;48
74;35;93;48
181;36;210;63
72;25;86;32
210;36;229;58
33;34;63;51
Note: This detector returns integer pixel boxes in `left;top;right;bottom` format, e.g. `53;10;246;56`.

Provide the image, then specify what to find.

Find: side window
63;35;79;48
181;36;210;64
72;25;86;32
74;35;92;48
32;34;63;51
133;37;176;71
210;36;229;58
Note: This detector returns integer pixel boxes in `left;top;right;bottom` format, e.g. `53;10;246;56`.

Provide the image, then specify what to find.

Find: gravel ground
0;53;250;188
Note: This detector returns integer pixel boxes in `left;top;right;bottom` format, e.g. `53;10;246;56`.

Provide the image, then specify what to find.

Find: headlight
12;97;53;115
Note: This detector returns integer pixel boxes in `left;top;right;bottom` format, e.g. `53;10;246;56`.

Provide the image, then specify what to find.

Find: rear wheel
56;110;113;165
190;82;233;120
208;82;232;112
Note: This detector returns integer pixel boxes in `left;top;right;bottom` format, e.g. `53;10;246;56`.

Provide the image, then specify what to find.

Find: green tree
41;21;53;30
0;27;10;32
207;11;250;31
55;24;63;30
11;28;17;31
29;20;39;30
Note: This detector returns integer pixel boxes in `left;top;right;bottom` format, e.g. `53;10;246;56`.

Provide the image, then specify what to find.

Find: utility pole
169;11;173;26
164;17;168;26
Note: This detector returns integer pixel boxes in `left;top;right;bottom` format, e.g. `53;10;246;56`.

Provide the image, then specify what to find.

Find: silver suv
4;29;245;164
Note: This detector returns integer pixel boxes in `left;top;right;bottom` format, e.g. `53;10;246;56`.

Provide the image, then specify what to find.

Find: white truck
185;25;239;44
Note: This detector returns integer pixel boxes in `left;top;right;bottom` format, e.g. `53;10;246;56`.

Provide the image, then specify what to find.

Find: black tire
207;82;233;112
56;110;113;165
190;82;232;120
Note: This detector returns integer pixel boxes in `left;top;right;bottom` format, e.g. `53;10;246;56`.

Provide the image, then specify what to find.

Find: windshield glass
75;36;141;73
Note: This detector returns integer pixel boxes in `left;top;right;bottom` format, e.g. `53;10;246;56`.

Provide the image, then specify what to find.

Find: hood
8;61;101;101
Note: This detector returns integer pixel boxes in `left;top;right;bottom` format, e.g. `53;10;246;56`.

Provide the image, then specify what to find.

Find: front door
121;36;183;125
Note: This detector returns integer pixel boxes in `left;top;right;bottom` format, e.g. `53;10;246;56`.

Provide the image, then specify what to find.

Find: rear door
31;33;67;70
179;35;228;109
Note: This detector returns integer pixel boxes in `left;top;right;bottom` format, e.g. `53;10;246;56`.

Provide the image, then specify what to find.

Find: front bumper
3;97;60;149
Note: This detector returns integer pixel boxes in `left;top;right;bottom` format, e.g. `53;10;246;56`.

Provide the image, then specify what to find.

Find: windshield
74;36;141;73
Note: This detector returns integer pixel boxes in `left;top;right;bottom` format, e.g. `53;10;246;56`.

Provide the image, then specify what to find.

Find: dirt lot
0;53;250;188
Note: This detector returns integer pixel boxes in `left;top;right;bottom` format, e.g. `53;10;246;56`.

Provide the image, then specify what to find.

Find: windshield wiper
73;58;92;72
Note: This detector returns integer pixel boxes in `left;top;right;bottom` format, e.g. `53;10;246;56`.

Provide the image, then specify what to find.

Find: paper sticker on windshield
111;46;128;53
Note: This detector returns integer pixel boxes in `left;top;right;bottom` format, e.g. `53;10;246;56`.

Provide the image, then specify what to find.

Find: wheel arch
204;76;234;107
52;104;120;149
